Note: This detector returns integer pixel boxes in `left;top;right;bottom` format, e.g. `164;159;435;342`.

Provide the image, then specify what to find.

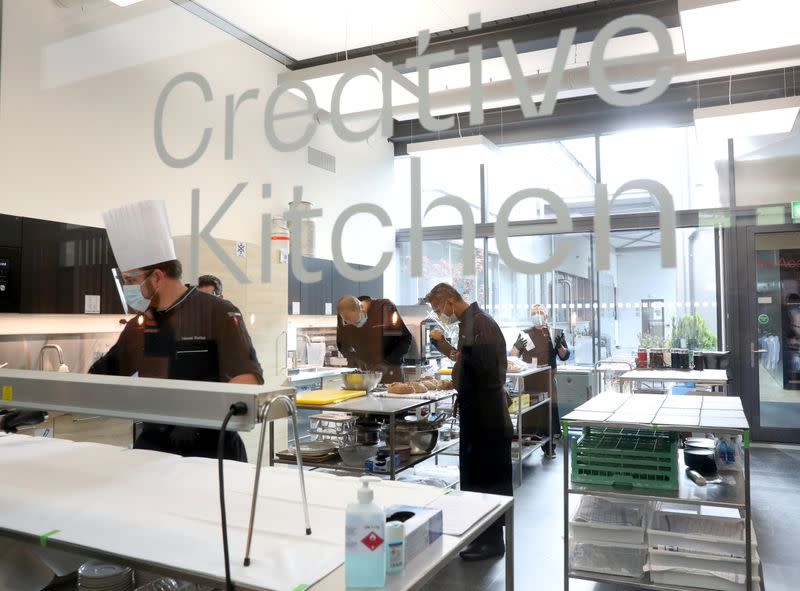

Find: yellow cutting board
296;389;367;405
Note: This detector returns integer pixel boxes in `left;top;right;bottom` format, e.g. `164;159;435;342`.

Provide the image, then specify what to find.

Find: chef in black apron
426;283;512;562
89;201;263;462
511;303;569;456
336;295;412;383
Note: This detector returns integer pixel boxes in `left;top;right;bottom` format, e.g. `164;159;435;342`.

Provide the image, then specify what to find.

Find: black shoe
543;446;556;458
459;541;506;561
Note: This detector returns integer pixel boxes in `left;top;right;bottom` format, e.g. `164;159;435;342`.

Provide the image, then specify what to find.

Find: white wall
0;0;395;268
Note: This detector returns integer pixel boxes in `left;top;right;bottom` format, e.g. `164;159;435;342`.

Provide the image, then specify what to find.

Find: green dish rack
571;427;679;490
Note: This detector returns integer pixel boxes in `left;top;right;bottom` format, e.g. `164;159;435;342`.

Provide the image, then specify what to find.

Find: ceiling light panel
679;0;800;61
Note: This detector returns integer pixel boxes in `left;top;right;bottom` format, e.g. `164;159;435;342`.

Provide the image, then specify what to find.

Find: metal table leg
243;395;311;567
745;440;752;591
563;421;569;591
505;501;515;591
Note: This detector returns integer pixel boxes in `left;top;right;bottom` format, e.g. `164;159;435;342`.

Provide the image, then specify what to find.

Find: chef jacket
445;302;513;437
89;286;263;461
336;298;411;381
434;302;513;500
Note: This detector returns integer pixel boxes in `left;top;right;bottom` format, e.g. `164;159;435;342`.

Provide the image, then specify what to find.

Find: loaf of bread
410;381;429;393
439;379;454;390
420;378;439;390
388;382;415;394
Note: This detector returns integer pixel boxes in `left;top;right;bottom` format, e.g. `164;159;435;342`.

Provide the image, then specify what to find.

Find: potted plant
670;314;717;350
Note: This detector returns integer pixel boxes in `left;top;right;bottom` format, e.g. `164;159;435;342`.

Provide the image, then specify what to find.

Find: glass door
745;227;800;442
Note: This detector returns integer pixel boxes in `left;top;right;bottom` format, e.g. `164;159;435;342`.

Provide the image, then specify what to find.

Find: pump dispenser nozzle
358;476;380;504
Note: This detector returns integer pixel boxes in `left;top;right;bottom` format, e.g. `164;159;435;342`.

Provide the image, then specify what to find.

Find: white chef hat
103;200;176;272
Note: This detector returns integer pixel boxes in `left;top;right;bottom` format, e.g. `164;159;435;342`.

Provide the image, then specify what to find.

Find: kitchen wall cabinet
20;217;124;314
288;255;383;316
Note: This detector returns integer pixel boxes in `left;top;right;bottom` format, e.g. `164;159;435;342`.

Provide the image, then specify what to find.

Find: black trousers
135;423;248;462
460;429;512;544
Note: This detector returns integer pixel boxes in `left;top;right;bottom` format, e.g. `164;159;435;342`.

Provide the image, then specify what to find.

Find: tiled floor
422;443;799;591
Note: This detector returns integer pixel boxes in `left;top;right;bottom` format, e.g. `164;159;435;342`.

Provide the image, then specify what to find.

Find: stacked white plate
78;561;134;591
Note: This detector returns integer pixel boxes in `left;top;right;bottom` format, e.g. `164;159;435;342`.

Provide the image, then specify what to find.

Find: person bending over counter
336;295;411;383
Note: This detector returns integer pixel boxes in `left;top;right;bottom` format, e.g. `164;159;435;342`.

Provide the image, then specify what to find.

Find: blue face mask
355;312;368;328
122;271;158;313
123;284;152;313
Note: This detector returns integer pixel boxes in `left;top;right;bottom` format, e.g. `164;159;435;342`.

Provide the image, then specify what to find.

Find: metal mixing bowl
342;371;383;392
385;427;440;455
338;444;380;468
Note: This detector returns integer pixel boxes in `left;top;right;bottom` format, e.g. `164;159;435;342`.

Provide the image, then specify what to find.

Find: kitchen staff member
511;303;569;456
426;283;512;561
198;274;223;298
336;295;411;383
89;201;263;462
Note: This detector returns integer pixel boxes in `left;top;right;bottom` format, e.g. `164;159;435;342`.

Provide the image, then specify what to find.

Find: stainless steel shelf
568;452;745;508
274;438;460;476
568;570;751;591
512;436;550;461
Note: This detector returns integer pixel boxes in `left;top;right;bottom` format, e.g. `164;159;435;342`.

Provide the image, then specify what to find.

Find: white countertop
0;434;510;591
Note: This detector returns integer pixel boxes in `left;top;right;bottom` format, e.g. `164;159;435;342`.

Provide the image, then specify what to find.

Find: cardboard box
509;394;531;413
363;454;401;473
384;505;444;564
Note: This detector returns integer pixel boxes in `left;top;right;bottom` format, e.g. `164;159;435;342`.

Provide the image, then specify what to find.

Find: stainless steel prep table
271;391;458;480
507;365;553;487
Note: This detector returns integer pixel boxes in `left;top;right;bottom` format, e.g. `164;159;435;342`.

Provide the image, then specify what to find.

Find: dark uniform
436;302;513;544
336;298;412;383
89;286;263;461
514;325;569;453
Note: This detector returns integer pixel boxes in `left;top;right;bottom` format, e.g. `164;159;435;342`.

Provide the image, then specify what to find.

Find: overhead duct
379;42;800;122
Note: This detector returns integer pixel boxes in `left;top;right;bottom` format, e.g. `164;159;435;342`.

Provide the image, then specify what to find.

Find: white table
561;392;753;591
0;434;513;591
618;369;730;394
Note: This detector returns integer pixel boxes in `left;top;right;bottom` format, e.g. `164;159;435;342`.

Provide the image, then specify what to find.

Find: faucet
275;330;288;374
38;345;65;372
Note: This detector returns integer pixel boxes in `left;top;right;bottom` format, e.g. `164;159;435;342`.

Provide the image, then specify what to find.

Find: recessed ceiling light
110;0;145;6
694;96;800;139
679;0;800;61
406;135;499;162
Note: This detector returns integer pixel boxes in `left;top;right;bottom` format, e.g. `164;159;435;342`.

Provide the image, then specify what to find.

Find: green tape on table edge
292;585;309;591
39;529;60;547
743;430;750;449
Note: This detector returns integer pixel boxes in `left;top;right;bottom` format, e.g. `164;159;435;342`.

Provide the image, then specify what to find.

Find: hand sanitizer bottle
345;476;386;588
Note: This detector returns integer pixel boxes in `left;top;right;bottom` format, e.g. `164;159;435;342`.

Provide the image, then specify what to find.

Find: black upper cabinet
288;255;383;316
0;215;22;248
20;218;124;314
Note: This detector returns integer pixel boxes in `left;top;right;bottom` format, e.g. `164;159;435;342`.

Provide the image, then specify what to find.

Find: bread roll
388;382;415;394
410;381;429;393
439;379;454;390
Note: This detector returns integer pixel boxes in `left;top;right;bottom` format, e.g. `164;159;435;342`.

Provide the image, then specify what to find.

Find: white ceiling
193;0;598;61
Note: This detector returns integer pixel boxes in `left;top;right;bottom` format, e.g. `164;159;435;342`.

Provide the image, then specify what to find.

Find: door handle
750;343;768;368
